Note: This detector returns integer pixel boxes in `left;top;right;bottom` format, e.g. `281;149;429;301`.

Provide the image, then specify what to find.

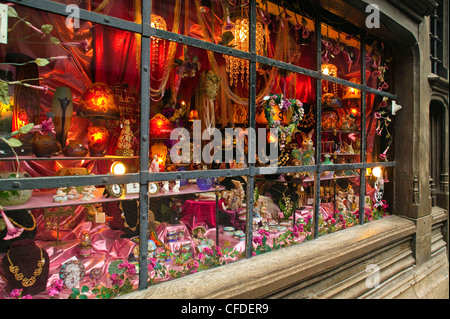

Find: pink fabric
180;200;224;231
0;220;136;299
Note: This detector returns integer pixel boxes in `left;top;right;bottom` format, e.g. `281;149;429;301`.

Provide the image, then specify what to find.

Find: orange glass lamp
77;82;120;157
189;109;199;122
150;113;173;140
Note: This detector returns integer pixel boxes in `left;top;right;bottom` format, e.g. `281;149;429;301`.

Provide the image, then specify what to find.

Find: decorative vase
0;172;33;206
86;125;109;157
32;134;60;158
63;140;88;157
197;178;213;191
321;110;339;131
51;87;73;148
177;166;188;187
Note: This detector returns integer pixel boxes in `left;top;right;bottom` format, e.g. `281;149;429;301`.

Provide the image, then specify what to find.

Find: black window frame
0;0;397;291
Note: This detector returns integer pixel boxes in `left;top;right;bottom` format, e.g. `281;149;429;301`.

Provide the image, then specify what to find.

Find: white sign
0;4;8;44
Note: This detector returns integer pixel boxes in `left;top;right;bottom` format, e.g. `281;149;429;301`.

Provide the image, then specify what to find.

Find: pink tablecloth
180;199;224;231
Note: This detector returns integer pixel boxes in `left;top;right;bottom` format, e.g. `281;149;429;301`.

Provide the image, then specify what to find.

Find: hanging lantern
151;14;167;72
222;9;267;87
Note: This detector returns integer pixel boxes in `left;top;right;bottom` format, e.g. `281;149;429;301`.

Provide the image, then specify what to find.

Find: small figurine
150;155;160;173
291;130;315;166
162;181;169;193
81;185;97;201
66;187;80;200
172;180;180;193
53;188;68;203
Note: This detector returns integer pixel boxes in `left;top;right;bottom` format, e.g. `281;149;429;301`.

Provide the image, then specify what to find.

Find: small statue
53;188;68;203
162;181;169;193
291;130;315;166
66;187;80;200
172;180;180;193
81;185;97;201
150;155;160;173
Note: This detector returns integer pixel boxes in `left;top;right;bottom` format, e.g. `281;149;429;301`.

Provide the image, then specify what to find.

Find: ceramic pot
63;140;88;157
32;134;60;158
86;125;109;157
0;172;33;206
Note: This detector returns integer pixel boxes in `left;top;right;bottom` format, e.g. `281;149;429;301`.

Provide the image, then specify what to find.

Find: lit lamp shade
189;110;199;121
77;82;120;119
77;83;120;157
86;126;109;157
150;113;173;139
342;77;361;100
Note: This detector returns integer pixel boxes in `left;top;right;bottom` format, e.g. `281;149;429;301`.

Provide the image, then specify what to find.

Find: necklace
8;212;37;231
119;201;139;232
7;247;45;287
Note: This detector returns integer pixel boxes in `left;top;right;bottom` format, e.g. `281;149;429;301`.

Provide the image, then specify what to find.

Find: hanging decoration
261;94;304;149
201;70;220;133
150;14;167;72
221;5;267;87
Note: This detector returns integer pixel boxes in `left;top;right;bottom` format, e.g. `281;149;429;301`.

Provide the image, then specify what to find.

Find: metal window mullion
359;30;367;226
138;0;151;291
313;8;322;239
245;0;257;259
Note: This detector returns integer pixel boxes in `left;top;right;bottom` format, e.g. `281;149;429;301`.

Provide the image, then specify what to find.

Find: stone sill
118;216;416;299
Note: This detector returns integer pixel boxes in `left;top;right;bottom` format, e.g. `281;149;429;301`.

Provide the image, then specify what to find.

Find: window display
0;0;396;299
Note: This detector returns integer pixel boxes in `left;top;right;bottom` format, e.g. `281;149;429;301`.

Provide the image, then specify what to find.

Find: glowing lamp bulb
111;161;126;175
372;167;382;178
322;67;329;75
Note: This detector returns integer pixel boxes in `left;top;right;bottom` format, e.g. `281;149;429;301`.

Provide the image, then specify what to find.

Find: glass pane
147;174;247;280
365;93;395;163
255;64;316;169
320;80;361;164
253;174;314;255
317;169;361;236
149;41;250;172
320;22;362;82
364;166;391;222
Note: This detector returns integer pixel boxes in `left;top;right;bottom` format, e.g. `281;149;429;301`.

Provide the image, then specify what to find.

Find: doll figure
150;155;160;173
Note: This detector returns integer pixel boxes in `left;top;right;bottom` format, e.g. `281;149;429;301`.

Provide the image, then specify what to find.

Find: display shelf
0;155;139;161
149;182;225;197
1;187;138;211
323;152;361;156
2;183;225;211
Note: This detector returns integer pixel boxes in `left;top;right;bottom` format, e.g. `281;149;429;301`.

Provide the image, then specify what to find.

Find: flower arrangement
174;55;201;78
205;70;221;100
262;94;304;148
278;193;297;220
373;97;392;161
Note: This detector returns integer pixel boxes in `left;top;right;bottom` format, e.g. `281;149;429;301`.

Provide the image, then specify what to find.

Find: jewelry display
7;246;45;287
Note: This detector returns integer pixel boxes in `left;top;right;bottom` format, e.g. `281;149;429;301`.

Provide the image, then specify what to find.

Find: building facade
0;0;448;300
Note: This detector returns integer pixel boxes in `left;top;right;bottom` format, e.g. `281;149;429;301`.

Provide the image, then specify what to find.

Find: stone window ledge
119;216;416;299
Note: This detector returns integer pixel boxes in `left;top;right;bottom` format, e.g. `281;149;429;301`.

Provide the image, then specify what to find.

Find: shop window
429;100;447;206
430;0;448;79
0;0;396;299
